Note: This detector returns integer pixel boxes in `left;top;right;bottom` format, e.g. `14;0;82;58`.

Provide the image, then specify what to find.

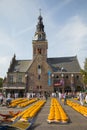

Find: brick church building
3;14;84;97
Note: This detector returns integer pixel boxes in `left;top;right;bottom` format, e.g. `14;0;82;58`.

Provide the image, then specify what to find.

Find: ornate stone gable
27;55;53;93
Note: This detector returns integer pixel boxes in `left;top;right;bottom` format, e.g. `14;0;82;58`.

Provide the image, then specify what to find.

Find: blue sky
0;0;87;78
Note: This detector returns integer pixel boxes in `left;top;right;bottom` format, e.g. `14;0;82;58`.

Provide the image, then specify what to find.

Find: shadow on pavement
30;123;41;130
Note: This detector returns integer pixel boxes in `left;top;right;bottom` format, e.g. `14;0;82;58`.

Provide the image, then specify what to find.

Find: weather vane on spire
39;8;42;16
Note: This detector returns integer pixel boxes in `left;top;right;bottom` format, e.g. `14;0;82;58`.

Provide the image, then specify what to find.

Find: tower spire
32;12;48;60
33;10;46;41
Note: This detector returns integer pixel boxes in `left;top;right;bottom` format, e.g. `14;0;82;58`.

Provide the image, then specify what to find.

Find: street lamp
71;74;75;95
61;73;64;93
51;73;54;89
71;74;74;77
61;73;64;78
51;74;54;78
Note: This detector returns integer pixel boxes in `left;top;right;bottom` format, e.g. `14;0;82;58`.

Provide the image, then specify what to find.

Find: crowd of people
56;91;87;106
78;91;87;106
51;91;87;106
0;92;19;106
0;91;87;106
0;91;49;106
51;92;68;105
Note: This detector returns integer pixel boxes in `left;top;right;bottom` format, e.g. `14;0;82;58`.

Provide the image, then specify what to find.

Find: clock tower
27;12;53;94
32;13;48;61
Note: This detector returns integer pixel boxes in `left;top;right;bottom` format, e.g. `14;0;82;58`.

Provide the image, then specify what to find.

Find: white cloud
0;29;20;58
57;16;87;43
0;56;11;78
0;31;14;47
0;0;41;78
50;15;87;68
14;26;34;38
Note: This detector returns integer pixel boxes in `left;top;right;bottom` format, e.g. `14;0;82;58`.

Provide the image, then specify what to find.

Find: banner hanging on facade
48;70;51;86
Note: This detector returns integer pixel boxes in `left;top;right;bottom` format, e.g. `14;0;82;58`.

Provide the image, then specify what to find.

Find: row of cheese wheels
9;98;38;108
17;98;38;108
9;98;29;107
47;98;69;123
66;100;87;117
11;100;46;122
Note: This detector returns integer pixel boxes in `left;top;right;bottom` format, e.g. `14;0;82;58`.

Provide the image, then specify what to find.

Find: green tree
0;78;3;88
81;58;87;86
84;58;87;72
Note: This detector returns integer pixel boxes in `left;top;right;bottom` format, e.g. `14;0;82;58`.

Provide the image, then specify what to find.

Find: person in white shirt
85;93;87;103
79;92;84;105
0;93;3;104
6;93;12;106
58;92;62;101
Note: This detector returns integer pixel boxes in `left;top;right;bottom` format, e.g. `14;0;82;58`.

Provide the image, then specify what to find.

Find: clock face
34;34;38;40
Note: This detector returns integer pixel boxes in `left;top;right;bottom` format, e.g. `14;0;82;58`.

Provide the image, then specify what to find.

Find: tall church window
38;48;41;54
38;65;41;69
38;75;41;80
38;65;41;74
38;65;41;80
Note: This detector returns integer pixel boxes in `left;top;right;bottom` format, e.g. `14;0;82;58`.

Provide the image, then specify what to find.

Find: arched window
40;86;42;89
38;65;41;69
66;75;68;79
56;75;59;78
37;86;39;89
76;75;79;79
